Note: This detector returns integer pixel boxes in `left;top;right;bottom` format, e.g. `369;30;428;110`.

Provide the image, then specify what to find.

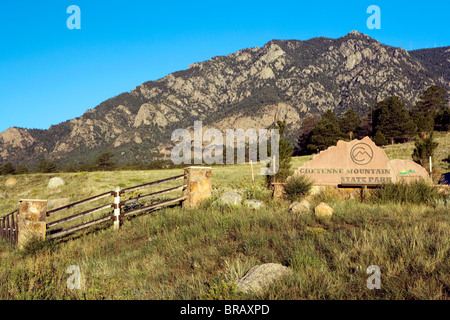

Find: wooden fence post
6;215;10;243
113;186;121;231
0;217;3;241
17;199;47;250
183;167;212;208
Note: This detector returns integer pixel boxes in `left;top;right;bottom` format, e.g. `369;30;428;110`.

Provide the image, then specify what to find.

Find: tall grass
0;198;448;300
0;152;449;300
371;179;446;205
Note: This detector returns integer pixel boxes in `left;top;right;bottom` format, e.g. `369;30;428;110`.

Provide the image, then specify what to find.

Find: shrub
372;131;388;146
284;175;314;201
371;179;442;205
412;132;438;171
200;281;242;300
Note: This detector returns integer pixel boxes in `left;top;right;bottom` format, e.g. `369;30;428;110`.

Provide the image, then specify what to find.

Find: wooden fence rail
46;203;114;229
45;172;190;240
120;174;185;193
119;184;187;207
46;190;114;216
47;215;113;240
1;167;212;248
121;195;188;218
0;210;18;247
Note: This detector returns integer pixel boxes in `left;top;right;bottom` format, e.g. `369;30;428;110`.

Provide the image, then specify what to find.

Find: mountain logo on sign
350;143;373;165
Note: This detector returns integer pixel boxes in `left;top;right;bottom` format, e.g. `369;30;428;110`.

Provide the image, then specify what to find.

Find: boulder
48;198;70;210
289;200;310;214
244;200;264;210
47;177;65;190
217;191;242;206
5;177;17;187
314;202;334;218
236;263;292;294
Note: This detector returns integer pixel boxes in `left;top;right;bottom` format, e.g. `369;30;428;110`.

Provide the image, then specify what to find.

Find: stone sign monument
292;137;431;186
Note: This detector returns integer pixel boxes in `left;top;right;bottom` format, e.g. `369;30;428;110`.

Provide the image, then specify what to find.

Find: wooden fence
0;167;212;248
46;173;187;240
0;209;19;247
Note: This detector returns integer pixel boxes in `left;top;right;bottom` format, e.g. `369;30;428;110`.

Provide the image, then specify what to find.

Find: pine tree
37;159;58;173
266;120;293;186
372;131;388;146
355;114;373;139
412;85;448;134
434;107;449;132
416;85;447;112
412;111;435;137
322;110;341;129
295;114;321;155
412;132;438;173
95;152;117;171
307;118;342;152
339;108;361;140
373;96;416;144
0;163;15;175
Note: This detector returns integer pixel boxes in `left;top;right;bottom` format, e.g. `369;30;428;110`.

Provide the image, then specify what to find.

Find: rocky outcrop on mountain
0;31;448;167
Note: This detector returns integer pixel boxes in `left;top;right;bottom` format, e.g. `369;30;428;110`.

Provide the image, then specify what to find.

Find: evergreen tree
307;118;342;152
15;165;30;175
412;132;438;173
339;108;361;140
372;131;388;146
322;110;341;129
266;120;293;186
434;107;449;132
355;114;373;139
415;85;447;112
373;95;416;144
412;85;448;134
95;152;117;171
78;163;95;172
412;111;435;137
0;163;15;175
295;114;321;155
37;159;58;173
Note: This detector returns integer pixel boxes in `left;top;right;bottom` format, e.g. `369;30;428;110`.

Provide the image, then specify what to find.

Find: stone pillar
17;199;47;249
183;167;212;208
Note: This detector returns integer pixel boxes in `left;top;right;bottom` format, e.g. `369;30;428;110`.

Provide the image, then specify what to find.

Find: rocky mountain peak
347;30;371;38
0;33;448;168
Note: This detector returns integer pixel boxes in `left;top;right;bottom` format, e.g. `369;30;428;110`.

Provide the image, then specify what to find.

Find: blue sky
0;0;448;133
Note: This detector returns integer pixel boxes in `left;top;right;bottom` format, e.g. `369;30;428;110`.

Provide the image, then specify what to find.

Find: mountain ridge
1;31;449;168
